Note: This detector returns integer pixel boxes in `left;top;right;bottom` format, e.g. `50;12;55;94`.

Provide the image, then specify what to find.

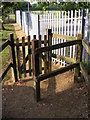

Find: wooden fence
31;30;90;102
0;34;18;82
0;29;90;102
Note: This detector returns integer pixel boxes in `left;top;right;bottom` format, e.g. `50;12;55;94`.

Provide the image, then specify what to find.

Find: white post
64;11;66;66
59;11;61;59
61;11;64;66
54;13;56;62
70;10;73;58
57;12;58;55
73;10;77;58
52;13;54;61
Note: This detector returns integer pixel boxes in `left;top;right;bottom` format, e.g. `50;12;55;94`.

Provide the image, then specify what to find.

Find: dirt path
13;23;27;40
2;69;88;118
2;23;88;118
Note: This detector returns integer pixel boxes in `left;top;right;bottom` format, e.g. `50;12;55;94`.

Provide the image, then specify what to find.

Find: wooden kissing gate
0;29;90;102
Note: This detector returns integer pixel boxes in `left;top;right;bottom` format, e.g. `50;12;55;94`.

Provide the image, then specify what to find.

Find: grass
0;24;16;42
9;14;15;23
0;23;16;82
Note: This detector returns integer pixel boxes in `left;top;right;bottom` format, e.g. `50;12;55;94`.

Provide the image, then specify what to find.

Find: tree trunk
2;23;5;30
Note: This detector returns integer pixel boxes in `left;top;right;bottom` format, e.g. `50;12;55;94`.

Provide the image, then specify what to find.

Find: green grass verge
1;23;16;82
0;24;16;42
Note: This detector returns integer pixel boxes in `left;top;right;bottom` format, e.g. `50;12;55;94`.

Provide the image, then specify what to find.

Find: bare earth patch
2;63;88;118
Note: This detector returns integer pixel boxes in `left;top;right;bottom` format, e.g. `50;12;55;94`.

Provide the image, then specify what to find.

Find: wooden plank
82;40;90;55
44;35;47;73
38;63;79;82
39;35;42;74
46;29;52;72
35;40;82;54
9;34;18;82
52;33;76;41
32;39;40;102
0;40;10;52
48;34;52;72
28;35;31;76
22;37;26;77
21;67;45;74
16;38;21;78
0;62;12;82
14;40;45;46
74;34;82;81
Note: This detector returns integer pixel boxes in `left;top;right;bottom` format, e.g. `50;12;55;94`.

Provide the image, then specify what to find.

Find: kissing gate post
31;29;86;102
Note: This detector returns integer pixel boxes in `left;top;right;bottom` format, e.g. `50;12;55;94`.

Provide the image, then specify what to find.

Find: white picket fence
15;9;89;66
16;10;39;39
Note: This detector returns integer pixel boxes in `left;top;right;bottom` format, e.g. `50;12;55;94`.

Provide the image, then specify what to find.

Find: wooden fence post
9;34;18;82
16;38;21;79
39;35;42;74
46;29;52;72
74;34;82;82
32;38;40;102
28;35;31;76
22;37;26;77
44;35;48;73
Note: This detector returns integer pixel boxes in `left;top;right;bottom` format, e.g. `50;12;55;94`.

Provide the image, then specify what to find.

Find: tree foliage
34;2;90;11
2;2;29;22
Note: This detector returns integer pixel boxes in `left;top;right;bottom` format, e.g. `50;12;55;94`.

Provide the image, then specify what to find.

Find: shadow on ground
2;73;88;118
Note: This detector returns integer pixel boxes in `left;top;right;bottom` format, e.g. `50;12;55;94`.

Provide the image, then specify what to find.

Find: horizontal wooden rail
42;53;75;64
52;53;76;64
21;67;46;74
0;62;12;82
35;40;82;54
38;63;79;81
52;33;77;41
14;40;45;46
80;62;89;83
56;55;76;64
82;40;90;55
0;40;11;52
